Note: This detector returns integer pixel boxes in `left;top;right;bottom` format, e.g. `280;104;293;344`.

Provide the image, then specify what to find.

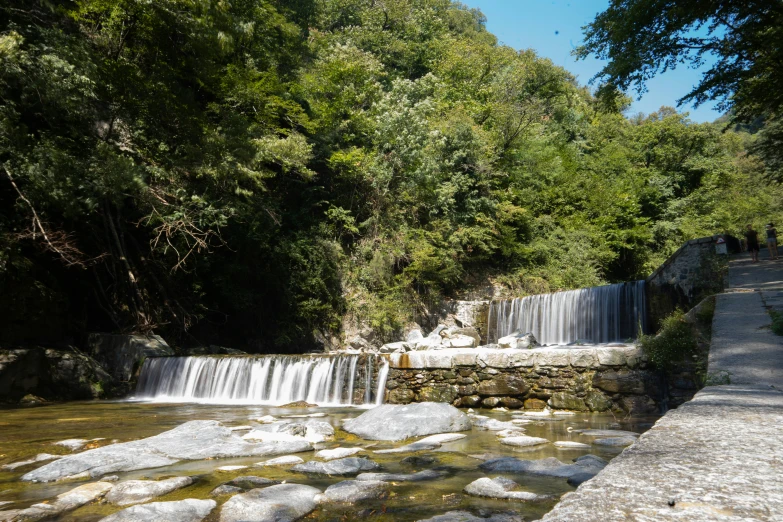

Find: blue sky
460;0;723;123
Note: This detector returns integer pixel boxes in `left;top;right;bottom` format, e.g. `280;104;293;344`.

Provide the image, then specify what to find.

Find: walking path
543;254;783;522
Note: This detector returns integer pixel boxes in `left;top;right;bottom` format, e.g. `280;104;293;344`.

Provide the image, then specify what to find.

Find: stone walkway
543;254;783;521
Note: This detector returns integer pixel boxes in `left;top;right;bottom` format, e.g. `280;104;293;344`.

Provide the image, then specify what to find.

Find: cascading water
134;354;388;406
488;280;647;345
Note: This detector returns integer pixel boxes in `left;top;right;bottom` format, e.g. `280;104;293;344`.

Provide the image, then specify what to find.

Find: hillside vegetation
2;0;781;350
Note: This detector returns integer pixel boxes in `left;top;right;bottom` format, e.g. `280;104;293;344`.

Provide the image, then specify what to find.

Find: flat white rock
55;439;89;451
464;477;550;501
216;465;248;472
255;455;305;467
416;433;467;444
553;441;591;449
106;477;194;506
499;436;550;448
316;447;363;461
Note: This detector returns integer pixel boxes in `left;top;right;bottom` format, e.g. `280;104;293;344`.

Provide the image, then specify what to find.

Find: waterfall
488;280;647;346
135;354;388;406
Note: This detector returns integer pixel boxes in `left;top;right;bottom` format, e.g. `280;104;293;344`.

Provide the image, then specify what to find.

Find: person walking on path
765;223;778;260
745;224;760;263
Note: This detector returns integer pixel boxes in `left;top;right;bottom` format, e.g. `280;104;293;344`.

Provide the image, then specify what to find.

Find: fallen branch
2;164;93;267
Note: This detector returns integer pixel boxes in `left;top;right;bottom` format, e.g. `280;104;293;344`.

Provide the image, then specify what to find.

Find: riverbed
0;401;657;521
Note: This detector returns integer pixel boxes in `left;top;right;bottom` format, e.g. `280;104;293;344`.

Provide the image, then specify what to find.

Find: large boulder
219;484;321;522
497;331;538;350
0;347;115;402
87;333;173;381
406;329;424;344
379;342;409;354
442;334;477;349
342;403;471;441
101;499;216;522
22;420;312;482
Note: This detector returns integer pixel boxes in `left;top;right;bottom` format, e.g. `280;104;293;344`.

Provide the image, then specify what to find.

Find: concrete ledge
387;346;641;370
543;385;783;521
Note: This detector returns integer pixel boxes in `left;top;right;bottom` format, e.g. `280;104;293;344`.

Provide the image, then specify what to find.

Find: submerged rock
210;484;243;496
323;480;390;502
471;417;519;431
479;456;606;479
219;484;321;522
12;481;113;520
593;437;637;447
574;454;608;466
227;476;278;489
23;420;312;482
315;447;363;461
356;469;445;482
254;455;304;467
343;403;471;441
2;453;61;470
401;455;438;467
566;472;597;486
374;442;440;454
101;499;216;522
106;476;194;506
577;429;639;438
416;433;466;444
464;477;551;501
55;439;90;451
291;457;380;476
419;511;524;522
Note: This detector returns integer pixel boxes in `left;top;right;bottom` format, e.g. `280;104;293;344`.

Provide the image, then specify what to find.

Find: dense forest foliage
1;0;781;351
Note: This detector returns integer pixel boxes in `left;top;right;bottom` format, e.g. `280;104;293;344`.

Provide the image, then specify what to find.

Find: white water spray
488;280;646;345
135;354;388;406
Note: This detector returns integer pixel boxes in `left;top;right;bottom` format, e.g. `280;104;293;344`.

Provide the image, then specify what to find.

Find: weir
487;280;647;345
135;353;389;406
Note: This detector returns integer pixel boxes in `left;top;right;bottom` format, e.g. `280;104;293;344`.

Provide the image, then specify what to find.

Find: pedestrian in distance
745;224;760;263
766;223;779;260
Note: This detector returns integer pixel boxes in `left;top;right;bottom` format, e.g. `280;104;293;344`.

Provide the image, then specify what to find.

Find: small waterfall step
135;354;389;406
488;281;647;346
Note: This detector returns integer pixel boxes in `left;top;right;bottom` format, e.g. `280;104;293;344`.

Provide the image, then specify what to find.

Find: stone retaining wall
382;347;661;413
646;235;728;329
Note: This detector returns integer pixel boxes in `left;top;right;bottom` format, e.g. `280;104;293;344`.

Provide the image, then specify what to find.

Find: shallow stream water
0;401;657;521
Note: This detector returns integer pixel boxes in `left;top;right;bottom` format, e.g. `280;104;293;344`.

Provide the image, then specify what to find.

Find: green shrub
639;309;697;370
770;310;783;336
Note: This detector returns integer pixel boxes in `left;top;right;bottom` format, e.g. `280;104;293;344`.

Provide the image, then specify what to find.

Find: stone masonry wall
383;347;661;414
646;235;728;330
